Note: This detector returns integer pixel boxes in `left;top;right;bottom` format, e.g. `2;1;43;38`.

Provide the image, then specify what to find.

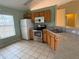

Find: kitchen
0;0;79;59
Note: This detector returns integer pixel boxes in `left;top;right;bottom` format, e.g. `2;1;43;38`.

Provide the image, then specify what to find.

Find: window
0;14;16;39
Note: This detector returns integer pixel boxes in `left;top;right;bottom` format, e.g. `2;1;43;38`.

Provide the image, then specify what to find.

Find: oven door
33;30;42;42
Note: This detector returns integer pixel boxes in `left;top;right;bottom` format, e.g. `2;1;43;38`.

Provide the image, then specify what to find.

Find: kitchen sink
49;29;64;33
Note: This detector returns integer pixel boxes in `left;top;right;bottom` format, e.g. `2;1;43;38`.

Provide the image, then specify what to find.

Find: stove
33;17;46;42
33;30;42;42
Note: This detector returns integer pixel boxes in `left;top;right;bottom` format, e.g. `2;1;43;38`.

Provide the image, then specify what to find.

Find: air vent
24;0;33;5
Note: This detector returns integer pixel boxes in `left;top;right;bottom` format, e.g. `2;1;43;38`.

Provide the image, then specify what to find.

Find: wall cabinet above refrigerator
23;10;51;23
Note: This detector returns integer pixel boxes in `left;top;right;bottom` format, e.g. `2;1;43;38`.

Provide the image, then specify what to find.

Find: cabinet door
44;10;51;22
31;13;35;22
50;34;55;50
29;29;33;40
23;14;31;19
54;37;60;51
43;29;47;43
43;33;47;43
31;12;40;22
40;12;44;17
35;12;40;17
47;31;51;46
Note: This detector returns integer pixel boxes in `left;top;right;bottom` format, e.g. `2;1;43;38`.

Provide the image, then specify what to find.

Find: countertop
53;32;79;59
47;28;79;59
47;29;63;38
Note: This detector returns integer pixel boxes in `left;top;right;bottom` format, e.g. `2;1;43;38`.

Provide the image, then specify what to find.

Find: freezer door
20;20;27;27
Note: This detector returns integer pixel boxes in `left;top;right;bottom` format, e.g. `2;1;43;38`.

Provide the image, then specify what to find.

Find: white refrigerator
20;19;33;40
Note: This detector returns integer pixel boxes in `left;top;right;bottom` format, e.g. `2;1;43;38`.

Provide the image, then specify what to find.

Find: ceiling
0;0;73;11
58;0;79;9
30;0;73;10
58;0;79;13
0;0;32;11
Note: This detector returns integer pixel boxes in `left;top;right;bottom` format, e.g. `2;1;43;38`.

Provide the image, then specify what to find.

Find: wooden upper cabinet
44;10;51;22
23;13;31;19
34;12;40;17
31;10;51;22
31;12;35;22
31;12;40;22
39;12;44;17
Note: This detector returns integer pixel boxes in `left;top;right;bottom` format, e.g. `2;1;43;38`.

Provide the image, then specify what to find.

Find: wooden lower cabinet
50;34;55;50
54;37;60;51
43;29;60;51
47;32;51;46
43;32;47;43
29;29;33;40
47;32;51;47
43;29;47;43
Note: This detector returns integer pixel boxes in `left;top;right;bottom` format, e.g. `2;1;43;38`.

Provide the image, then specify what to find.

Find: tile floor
0;40;54;59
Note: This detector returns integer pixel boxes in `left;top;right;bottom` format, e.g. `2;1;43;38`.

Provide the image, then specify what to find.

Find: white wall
56;9;66;27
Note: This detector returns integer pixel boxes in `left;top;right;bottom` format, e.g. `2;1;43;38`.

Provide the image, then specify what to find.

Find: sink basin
49;29;64;33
